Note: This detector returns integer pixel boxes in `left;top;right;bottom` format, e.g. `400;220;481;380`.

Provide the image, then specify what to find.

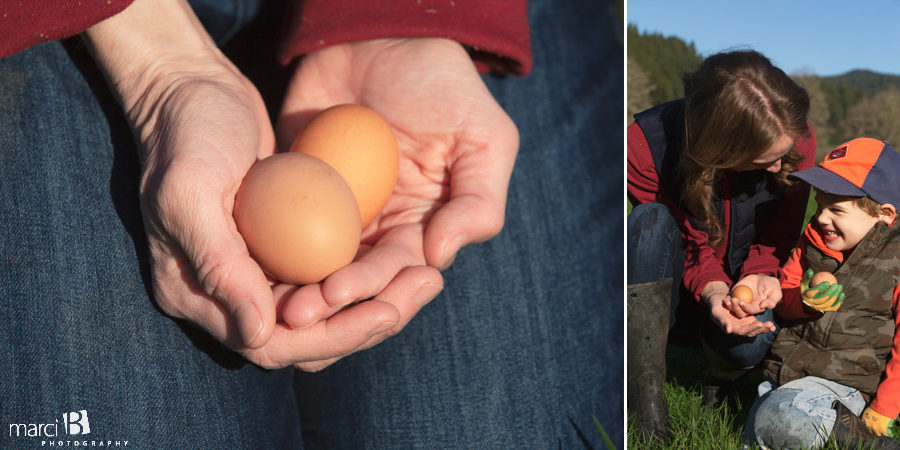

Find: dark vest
633;99;785;276
763;222;900;399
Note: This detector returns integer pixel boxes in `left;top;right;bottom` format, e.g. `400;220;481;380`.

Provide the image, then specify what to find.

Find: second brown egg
290;104;399;229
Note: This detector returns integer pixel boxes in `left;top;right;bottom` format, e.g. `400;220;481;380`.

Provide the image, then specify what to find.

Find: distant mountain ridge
628;24;900;152
822;70;900;95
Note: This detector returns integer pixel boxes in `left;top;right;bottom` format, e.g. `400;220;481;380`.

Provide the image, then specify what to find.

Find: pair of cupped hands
703;274;783;338
85;0;518;371
707;271;845;337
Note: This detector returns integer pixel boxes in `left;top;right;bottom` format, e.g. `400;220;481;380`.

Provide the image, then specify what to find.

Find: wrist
83;0;230;113
701;280;729;307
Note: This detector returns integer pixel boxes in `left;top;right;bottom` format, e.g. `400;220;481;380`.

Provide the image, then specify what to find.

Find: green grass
593;418;617;450
627;344;758;449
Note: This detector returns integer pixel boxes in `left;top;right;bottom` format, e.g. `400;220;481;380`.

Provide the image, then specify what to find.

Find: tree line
628;24;900;160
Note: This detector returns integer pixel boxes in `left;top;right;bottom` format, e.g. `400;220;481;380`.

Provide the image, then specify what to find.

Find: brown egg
289;104;399;229
233;153;361;285
731;285;754;304
811;271;838;287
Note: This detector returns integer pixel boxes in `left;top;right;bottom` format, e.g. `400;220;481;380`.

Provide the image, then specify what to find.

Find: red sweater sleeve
627;122;730;301
278;0;532;75
869;283;900;420
739;127;816;279
0;0;133;59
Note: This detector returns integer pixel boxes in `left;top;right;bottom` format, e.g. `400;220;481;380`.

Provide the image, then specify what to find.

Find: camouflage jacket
764;221;900;399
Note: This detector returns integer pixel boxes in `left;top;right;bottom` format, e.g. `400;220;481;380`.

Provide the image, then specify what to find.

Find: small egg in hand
810;271;838;287
233;153;361;285
290;104;399;229
731;285;754;304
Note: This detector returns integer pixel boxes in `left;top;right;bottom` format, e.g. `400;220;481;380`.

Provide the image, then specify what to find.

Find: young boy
742;137;900;449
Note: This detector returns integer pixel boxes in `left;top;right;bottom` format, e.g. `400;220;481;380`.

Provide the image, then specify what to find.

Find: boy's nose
766;159;782;173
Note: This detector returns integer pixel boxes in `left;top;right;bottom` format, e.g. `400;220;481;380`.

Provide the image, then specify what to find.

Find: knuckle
150;258;191;319
243;349;287;370
482;211;506;238
196;260;237;302
502;113;520;151
152;288;182;319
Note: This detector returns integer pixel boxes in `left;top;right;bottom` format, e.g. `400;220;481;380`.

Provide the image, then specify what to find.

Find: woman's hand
722;273;783;318
85;0;424;370
703;280;776;337
274;38;519;370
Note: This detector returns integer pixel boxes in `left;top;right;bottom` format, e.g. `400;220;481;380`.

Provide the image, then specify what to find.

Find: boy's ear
879;203;896;225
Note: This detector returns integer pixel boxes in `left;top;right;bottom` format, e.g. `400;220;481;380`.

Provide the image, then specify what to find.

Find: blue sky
627;1;900;77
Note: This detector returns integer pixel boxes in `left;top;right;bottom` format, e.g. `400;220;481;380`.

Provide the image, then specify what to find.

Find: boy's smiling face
814;192;889;251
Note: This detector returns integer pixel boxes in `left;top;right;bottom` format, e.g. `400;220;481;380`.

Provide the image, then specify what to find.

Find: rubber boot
831;401;900;449
699;326;754;409
627;278;672;444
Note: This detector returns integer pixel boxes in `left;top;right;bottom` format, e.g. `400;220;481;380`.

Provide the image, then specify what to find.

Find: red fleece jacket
0;0;532;75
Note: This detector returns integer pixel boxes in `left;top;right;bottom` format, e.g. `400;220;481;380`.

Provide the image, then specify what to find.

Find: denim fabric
744;377;866;450
0;40;302;448
627;202;777;367
1;0;620;449
187;0;265;45
293;1;624;448
627;203;684;287
716;314;778;368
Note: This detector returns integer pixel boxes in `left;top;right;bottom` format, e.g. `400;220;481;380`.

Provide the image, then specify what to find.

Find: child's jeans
744;376;866;450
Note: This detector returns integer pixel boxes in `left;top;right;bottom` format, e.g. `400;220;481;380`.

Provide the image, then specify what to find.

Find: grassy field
626;342;761;449
626;343;900;449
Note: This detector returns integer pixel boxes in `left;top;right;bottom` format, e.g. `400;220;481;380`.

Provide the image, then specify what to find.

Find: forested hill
827;69;900;95
628;24;900;158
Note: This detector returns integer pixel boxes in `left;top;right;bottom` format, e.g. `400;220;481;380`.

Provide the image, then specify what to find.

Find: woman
626;49;816;443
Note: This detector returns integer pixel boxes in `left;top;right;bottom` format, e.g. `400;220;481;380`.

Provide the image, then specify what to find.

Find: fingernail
235;301;263;346
369;321;397;338
439;234;468;270
414;282;444;308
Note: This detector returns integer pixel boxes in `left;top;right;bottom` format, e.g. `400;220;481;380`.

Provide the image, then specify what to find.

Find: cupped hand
738;274;783;310
274;38;519;368
722;273;783;318
703;281;776;337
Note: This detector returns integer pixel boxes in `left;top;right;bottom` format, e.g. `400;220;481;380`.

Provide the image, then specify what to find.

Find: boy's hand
862;407;895;437
800;269;845;312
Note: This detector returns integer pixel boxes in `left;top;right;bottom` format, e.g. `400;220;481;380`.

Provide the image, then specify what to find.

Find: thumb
171;188;277;350
801;268;814;290
424;124;518;270
194;246;276;349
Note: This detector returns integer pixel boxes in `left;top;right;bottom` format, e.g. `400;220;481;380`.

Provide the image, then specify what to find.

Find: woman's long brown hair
678;50;810;246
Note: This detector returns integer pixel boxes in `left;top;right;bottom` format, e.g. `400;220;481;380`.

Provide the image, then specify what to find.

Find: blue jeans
744;377;866;450
627;202;776;367
0;0;621;448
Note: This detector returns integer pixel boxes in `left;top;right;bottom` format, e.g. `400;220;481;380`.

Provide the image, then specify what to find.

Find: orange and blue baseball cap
789;137;900;207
